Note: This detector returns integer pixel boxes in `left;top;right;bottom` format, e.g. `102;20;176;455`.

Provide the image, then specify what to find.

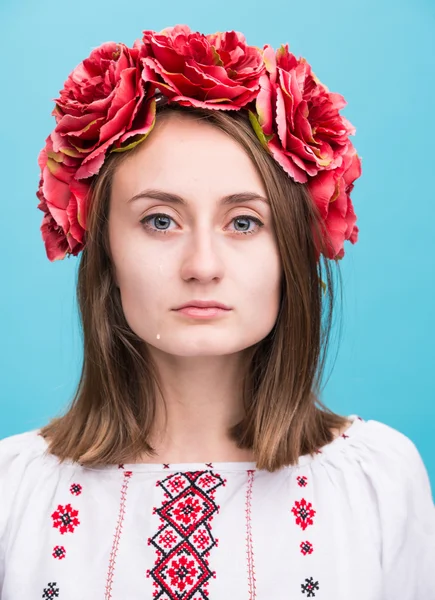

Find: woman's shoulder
329;416;429;476
317;414;430;474
0;429;50;494
304;415;433;510
0;429;52;546
0;428;47;466
338;417;435;598
315;415;434;531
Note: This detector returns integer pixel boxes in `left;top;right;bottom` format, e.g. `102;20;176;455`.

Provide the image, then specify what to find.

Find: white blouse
0;414;434;600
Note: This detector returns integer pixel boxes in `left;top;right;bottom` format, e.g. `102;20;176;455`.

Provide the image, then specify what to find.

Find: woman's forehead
111;114;266;202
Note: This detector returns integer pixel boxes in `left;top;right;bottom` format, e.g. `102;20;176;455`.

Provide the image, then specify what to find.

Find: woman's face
109;111;282;357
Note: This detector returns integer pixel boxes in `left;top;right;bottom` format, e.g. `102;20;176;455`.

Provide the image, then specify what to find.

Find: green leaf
248;110;273;150
60;147;82;158
210;46;224;67
110;133;149;154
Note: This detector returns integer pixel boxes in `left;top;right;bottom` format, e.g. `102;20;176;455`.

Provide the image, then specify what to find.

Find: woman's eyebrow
127;189;269;206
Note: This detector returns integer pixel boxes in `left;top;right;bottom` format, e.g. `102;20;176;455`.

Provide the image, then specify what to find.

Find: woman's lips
174;306;232;318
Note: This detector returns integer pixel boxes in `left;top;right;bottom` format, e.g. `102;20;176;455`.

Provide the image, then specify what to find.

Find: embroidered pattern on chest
291;473;320;596
301;577;320;597
245;469;257;599
42;581;60;598
291;498;316;531
147;470;226;599
105;470;133;599
51;503;80;535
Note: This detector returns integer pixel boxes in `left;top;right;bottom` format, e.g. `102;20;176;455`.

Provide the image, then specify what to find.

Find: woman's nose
179;227;225;283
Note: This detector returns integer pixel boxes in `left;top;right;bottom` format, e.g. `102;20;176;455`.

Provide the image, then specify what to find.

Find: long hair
39;102;349;472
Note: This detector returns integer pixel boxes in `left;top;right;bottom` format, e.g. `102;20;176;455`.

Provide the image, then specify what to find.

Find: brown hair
39;102;349;472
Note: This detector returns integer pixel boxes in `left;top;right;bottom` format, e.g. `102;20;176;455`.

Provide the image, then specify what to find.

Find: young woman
1;25;434;600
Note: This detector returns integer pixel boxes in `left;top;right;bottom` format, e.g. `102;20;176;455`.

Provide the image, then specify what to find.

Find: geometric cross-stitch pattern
146;470;227;599
51;503;80;535
52;545;66;560
69;483;82;496
301;576;320;597
300;540;314;556
42;581;60;598
245;470;257;599
291;498;316;531
105;470;133;600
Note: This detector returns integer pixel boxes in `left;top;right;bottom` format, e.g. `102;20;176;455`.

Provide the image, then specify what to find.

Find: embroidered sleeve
376;430;435;599
0;431;38;587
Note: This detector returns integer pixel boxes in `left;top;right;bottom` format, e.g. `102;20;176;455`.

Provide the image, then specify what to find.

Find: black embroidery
146;470;226;598
301;577;319;597
42;582;59;598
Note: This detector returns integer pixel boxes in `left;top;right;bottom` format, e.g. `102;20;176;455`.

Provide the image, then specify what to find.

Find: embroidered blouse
0;414;434;600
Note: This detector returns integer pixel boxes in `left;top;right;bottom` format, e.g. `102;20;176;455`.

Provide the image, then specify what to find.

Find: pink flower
36;137;89;261
308;145;361;260
138;25;265;109
253;43;358;181
251;43;361;259
36;41;156;260
53;41;155;179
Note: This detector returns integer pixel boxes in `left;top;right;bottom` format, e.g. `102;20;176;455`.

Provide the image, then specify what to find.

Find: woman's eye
229;216;264;235
140;213;176;233
140;213;264;235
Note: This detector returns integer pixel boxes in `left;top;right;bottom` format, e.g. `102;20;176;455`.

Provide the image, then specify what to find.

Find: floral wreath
36;24;362;263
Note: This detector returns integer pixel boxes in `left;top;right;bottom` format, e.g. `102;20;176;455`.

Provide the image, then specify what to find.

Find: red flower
51;503;80;534
138;25;265;109
52;545;67;560
70;483;83;496
173;496;202;526
251;43;361;259
254;44;356;182
36;137;89;261
291;498;316;531
308;144;361;260
53;42;155;179
300;540;314;555
37;42;156;261
167;555;198;591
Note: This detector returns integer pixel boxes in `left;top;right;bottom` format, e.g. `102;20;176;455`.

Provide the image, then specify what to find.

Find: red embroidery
147;469;226;598
300;541;314;555
291;498;316;531
70;483;82;496
52;545;66;560
166;474;189;495
297;476;308;487
51;503;80;534
245;469;257;599
105;470;133;599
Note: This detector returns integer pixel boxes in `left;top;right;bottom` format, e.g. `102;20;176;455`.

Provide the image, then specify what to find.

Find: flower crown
36;24;362;263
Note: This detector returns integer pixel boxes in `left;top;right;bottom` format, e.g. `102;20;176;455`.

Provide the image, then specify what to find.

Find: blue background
0;0;434;488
